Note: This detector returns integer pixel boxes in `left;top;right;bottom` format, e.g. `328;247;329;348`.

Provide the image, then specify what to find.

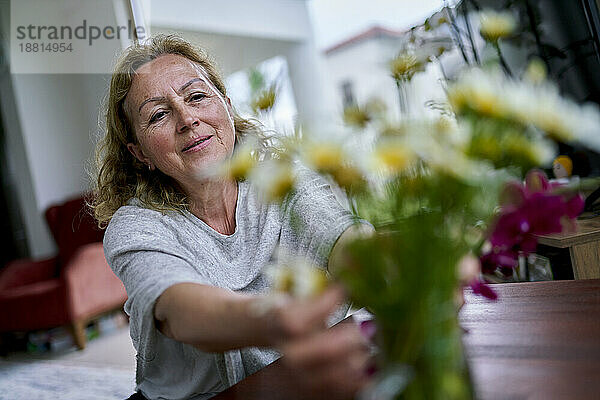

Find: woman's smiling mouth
182;135;214;153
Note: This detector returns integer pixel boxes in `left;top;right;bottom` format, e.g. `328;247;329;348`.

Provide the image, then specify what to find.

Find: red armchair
0;195;127;350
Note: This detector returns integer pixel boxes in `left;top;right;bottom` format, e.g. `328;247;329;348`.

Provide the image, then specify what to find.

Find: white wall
152;0;335;131
150;0;311;42
151;28;295;77
325;34;450;121
0;0;125;258
5;73;112;257
325;37;403;120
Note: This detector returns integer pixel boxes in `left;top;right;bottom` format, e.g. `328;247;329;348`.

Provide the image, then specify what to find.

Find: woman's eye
189;92;207;102
149;110;167;124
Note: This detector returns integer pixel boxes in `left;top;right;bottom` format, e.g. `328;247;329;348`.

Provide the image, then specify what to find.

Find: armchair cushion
64;242;127;320
0;279;69;331
0;257;58;290
45;195;104;267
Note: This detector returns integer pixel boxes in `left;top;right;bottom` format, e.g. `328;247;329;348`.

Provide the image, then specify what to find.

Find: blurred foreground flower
251;85;277;113
299;139;366;193
301;140;346;174
448;68;600;164
265;254;328;300
524;58;547;84
479;11;516;43
343;98;387;128
390;52;425;82
220;142;258;180
371;138;414;174
343;104;371;128
249;159;295;203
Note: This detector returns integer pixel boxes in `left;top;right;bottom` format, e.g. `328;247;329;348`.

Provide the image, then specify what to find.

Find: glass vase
360;316;473;400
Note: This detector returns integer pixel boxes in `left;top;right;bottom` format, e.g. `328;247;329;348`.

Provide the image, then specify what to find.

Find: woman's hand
156;281;373;397
280;322;372;398
265;286;373;399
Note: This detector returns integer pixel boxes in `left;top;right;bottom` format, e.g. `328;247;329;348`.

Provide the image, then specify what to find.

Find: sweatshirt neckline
184;181;244;239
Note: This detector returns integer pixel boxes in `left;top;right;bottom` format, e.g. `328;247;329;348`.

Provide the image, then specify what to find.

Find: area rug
0;360;135;400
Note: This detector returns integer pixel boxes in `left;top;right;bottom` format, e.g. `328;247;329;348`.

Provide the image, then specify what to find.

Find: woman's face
125;54;235;190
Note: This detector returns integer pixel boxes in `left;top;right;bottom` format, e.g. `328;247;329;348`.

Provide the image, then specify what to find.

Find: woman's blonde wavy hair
92;34;268;228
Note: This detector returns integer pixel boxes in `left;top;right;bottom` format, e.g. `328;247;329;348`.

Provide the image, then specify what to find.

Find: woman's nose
175;105;200;133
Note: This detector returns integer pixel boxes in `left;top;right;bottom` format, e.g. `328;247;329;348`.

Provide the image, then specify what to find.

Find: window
341;80;355;108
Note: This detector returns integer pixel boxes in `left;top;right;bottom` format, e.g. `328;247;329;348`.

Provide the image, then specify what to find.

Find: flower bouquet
221;6;600;399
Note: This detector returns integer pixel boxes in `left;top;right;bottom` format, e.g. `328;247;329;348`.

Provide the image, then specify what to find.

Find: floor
0;323;136;400
2;322;136;371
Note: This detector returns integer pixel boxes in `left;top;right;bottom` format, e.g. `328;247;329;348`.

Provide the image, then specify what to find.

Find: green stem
495;42;513;77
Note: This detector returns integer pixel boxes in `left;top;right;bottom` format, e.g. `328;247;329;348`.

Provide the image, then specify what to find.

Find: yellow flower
434;116;457;136
372;138;414;174
300;139;365;192
342;98;386;129
470;88;503;117
266;255;328;299
467;132;502;163
251;86;276;113
447;69;509;119
250;159;295;203
223;149;257;180
331;165;366;193
534;110;573;142
446;85;469;114
390;52;424;82
503;131;538;164
343;104;371;128
304;142;345;173
217;139;262;180
268;167;295;202
524;58;547;84
479;11;516;43
379;122;408;137
273;268;295;293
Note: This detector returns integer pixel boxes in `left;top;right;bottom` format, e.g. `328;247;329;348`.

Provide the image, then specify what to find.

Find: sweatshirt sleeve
279;165;366;270
103;205;209;363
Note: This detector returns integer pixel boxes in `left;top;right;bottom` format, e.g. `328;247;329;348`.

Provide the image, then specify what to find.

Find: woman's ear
225;96;234;113
127;143;154;170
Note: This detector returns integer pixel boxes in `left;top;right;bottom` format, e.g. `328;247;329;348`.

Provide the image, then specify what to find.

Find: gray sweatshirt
103;167;358;400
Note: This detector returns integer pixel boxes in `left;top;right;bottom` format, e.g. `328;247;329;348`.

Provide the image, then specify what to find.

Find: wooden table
536;217;600;279
214;280;600;400
462;279;600;399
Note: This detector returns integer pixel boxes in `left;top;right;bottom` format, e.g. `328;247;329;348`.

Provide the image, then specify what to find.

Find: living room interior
1;0;600;399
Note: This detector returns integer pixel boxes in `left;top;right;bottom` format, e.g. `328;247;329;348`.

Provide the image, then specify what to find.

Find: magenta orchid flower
480;169;584;276
469;278;498;300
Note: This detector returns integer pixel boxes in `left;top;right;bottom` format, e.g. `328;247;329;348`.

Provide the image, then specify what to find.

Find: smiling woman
91;35;373;400
123;54;238;220
93;36;268;226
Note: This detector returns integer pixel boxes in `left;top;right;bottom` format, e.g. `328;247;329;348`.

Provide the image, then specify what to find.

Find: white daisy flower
479;10;516;43
264;252;328;300
249;158;295;203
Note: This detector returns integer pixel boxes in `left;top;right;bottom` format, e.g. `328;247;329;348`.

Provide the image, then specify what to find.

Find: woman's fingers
280;323;373;397
307;353;372;398
277;285;346;339
281;323;367;367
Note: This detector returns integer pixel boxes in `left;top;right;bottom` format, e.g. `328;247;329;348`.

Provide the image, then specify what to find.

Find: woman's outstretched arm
154;282;344;352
